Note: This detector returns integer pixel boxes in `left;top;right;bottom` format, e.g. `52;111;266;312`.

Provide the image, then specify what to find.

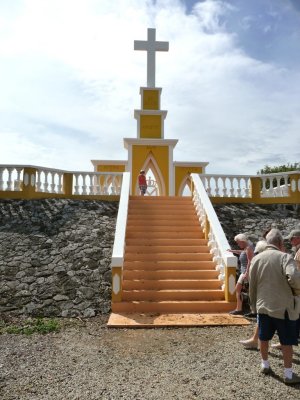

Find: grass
0;317;60;335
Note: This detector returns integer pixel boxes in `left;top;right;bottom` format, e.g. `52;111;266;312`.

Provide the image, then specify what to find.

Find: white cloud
0;0;299;175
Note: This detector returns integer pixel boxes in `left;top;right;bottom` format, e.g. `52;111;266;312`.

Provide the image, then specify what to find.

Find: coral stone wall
0;199;118;317
0;199;299;317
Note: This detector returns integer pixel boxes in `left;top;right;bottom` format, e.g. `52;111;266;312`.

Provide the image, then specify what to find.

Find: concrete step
125;245;210;253
126;225;203;232
122;290;225;301
112;301;235;314
123;279;222;290
123;270;219;280
124;253;213;261
125;238;208;246
126;231;204;239
123;260;216;270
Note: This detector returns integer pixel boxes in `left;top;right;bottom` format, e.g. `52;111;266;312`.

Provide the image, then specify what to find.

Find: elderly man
249;228;300;384
285;228;300;269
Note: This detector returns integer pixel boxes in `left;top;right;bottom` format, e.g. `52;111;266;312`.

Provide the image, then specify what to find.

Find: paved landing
107;313;250;328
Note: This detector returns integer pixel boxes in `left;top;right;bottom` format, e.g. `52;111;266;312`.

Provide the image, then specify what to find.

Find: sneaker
244;312;257;319
239;339;259;349
229;310;244;315
284;373;300;385
261;366;272;375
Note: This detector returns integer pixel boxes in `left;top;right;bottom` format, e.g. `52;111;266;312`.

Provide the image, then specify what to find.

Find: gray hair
234;233;248;243
254;240;267;254
266;228;283;247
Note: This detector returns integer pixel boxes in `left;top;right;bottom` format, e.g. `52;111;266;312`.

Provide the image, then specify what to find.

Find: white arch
135;152;166;196
177;174;192;196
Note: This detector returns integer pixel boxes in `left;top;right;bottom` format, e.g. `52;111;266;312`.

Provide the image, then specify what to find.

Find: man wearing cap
249;228;300;384
285;228;300;270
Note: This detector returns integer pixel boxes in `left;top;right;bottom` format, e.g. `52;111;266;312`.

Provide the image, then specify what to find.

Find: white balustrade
72;172;123;195
35;167;65;194
191;173;237;291
200;172;300;199
0;166;24;192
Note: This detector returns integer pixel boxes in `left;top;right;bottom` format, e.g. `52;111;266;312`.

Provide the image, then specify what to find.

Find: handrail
111;172;130;268
191;173;237;301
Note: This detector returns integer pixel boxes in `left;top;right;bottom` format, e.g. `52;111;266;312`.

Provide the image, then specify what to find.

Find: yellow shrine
92;28;208;196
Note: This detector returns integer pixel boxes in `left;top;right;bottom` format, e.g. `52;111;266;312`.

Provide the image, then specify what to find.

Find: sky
0;0;300;175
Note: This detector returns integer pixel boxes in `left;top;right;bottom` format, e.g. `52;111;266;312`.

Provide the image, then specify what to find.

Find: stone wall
214;203;300;249
0;199;118;317
0;199;299;317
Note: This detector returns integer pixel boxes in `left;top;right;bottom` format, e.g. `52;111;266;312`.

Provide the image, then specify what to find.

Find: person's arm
248;260;257;313
243;245;254;279
227;249;242;255
284;253;300;296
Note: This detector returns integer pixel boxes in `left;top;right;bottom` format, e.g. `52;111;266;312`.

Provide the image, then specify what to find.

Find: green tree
257;162;300;189
257;162;300;175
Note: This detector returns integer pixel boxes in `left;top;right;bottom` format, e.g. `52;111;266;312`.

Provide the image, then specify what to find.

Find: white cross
134;28;169;88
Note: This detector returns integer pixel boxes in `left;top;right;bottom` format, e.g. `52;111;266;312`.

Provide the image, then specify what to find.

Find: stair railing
191;173;237;302
111;172;131;303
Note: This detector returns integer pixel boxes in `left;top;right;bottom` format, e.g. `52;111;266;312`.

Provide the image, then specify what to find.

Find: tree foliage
257;162;300;175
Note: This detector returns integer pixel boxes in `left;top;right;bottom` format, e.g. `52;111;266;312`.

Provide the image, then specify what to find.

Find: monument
92;28;208;196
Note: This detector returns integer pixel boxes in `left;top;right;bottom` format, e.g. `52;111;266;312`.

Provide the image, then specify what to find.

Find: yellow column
289;173;300;203
225;266;236;302
63;173;73;196
250;177;261;203
22;167;37;199
112;267;122;302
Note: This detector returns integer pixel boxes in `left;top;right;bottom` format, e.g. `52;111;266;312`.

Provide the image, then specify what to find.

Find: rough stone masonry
0;199;299;317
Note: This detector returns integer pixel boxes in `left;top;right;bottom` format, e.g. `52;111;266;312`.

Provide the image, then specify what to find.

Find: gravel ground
1;316;300;400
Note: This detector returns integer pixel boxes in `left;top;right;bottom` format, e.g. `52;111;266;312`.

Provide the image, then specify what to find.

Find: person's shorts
258;312;298;346
139;185;147;194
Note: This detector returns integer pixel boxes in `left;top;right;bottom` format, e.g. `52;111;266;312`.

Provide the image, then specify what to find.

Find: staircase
111;196;234;314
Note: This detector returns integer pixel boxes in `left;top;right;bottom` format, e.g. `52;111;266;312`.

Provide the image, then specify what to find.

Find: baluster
81;174;87;195
103;176;109;194
6;168;13;191
35;170;42;192
222;177;228;197
283;176;288;196
111;175;116;195
244;177;250;197
0;167;4;190
95;175;101;194
235;178;241;197
261;177;267;197
43;171;49;193
206;177;212;196
74;174;80;194
229;177;235;197
269;178;274;196
14;168;22;191
88;174;94;195
214;177;220;196
50;172;56;193
57;173;63;194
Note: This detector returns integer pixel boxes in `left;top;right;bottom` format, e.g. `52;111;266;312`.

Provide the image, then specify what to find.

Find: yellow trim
175;166;203;196
112;267;122;302
0;191;119;201
140;115;162;139
142;89;159;110
225;266;237;302
97;165;126;172
131;145;169;195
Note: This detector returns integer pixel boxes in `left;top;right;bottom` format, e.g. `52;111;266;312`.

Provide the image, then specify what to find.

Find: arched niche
177;174;192;196
135;152;166;196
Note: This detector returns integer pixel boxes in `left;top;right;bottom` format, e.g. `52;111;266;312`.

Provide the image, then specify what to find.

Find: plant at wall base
0;318;60;335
